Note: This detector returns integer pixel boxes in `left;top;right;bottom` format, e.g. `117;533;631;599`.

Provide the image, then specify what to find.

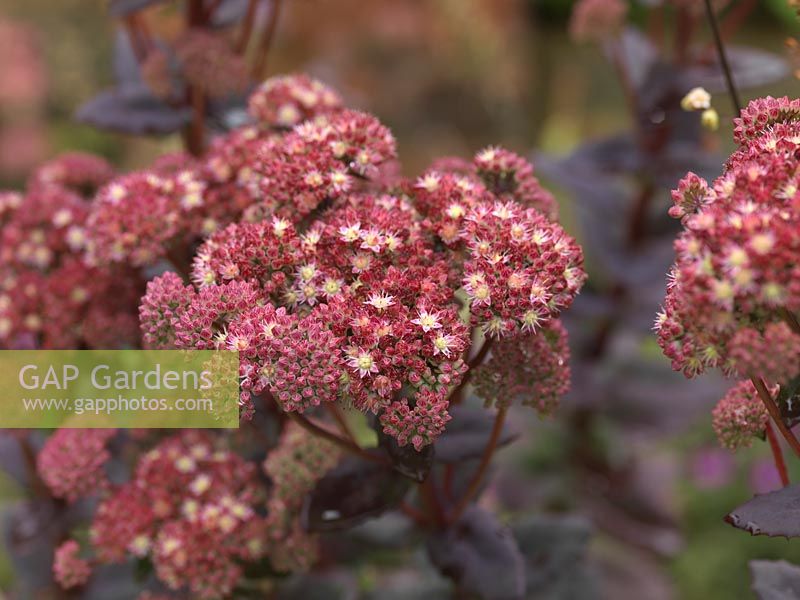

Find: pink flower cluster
139;75;585;447
656;96;800;383
37;428;116;502
84;431;266;599
247;74;343;128
174;30;248;98
472;320;571;415
53;540;91;589
0;154;141;349
84;74;396;269
711;380;770;451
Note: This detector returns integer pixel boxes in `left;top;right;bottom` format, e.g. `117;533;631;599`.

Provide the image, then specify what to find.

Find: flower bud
701;108;720;131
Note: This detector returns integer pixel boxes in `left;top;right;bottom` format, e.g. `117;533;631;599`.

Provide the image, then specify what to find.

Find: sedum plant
1;71;586;598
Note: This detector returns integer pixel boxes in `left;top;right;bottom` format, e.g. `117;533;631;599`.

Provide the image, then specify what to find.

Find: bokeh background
2;1;800;598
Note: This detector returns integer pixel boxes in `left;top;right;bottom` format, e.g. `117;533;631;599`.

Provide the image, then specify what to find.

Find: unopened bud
701;108;719;131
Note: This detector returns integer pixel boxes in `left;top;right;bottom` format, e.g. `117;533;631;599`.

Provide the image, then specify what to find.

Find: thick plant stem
185;85;207;157
183;0;207;156
448;406;508;524
703;0;742;114
765;421;790;487
751;376;800;459
287;412;387;465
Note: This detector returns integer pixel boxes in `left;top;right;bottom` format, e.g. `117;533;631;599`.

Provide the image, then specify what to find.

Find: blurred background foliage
1;0;800;598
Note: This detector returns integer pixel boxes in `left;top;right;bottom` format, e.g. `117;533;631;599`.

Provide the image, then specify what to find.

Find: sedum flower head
248;73;343;128
711;380;770;451
53;540;91;590
656;96;800;383
473;320;570;415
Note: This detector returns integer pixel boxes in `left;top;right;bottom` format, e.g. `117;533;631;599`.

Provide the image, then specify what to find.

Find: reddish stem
399;501;429;526
235;0;259;54
751;376;800;459
765;421;790;487
674;6;695;65
251;0;283;80
123;17;148;62
419;478;446;527
443;464;455;501
187;0;205;25
287;412;388;465
780;307;800;336
626;180;656;248
448;406;508;524
18;436;47;497
185;82;207;157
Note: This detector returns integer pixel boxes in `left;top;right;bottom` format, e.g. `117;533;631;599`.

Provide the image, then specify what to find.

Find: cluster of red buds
0;153;142;348
656;96;800;449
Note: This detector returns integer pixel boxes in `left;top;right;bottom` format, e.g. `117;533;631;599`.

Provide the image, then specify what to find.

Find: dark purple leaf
109;0;169;17
113;30;142;92
427;506;526;600
608;29;659;90
434;405;517;464
686;47;789;93
75;87;191;135
4;499;66;596
301;457;410;532
750;560;800;600
512;515;594;598
206;93;254;133
725;484;800;537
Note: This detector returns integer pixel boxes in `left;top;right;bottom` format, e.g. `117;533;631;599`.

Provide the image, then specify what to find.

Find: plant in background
511;0;800;576
655;0;800;593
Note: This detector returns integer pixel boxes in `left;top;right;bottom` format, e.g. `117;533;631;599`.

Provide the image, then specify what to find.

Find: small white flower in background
681;87;712;112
